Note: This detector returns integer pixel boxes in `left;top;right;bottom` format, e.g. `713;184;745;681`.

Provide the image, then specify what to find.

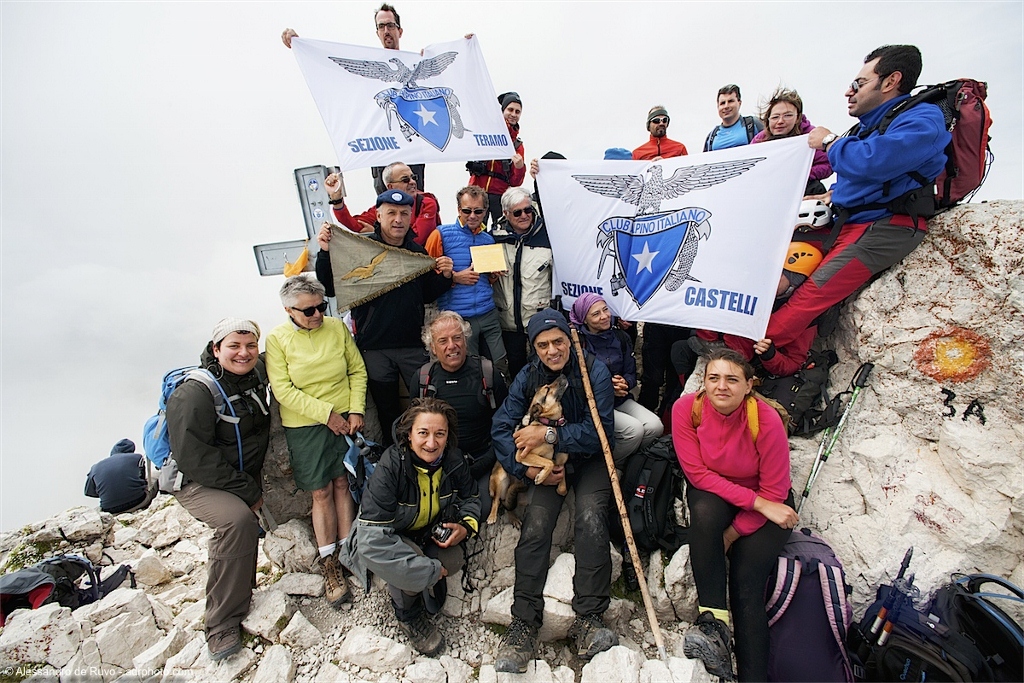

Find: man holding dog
491;309;618;672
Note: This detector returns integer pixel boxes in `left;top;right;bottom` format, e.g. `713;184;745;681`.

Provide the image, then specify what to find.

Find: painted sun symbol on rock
913;327;991;383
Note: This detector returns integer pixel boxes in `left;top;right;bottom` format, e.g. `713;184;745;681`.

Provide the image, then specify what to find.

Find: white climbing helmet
795;199;832;231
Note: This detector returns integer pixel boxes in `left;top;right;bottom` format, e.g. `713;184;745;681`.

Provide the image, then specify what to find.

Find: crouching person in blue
492;309;619;672
341;398;480;656
165;318;270;662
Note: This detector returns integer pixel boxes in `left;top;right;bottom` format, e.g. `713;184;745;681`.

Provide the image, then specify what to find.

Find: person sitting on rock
341;398;480;656
491;309;618;672
84;438;157;514
165;318;271;662
672;349;798;681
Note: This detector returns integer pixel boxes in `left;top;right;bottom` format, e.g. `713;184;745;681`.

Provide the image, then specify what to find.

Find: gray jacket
341;443;480;593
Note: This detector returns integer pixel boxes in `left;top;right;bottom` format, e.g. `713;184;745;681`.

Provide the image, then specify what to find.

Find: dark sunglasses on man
511;206;535;218
460;208;486;216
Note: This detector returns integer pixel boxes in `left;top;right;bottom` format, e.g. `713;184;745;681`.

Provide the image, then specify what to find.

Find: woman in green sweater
266;274;368;607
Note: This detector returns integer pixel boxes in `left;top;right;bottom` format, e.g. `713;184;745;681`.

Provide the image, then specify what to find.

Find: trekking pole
570;327;667;661
870;546;913;635
797;362;874;513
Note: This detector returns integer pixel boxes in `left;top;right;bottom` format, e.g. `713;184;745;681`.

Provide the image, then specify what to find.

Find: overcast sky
2;1;1021;532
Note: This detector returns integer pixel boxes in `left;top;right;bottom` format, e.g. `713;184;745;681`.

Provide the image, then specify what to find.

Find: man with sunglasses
316;189;454;447
632;106;688;161
703;85;763;152
426;186;509;380
491;186;553;379
325;162;441;246
760;45;949;372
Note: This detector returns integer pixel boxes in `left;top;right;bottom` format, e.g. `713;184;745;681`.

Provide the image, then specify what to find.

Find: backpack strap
744;116;758;142
480;357;496;410
187;369;244;470
766;556;801;627
692;390;760;442
819;561;855;681
418;361;437;399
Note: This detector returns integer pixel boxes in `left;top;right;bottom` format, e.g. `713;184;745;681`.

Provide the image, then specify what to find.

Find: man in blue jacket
85;439;157;514
492;310;618;672
763;45;950;360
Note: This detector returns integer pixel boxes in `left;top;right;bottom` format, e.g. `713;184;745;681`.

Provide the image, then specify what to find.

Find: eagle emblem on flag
329;52;468;152
573;159;764;307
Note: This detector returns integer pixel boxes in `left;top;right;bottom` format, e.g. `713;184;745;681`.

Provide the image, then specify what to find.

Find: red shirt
632;135;688;160
332;191;440;246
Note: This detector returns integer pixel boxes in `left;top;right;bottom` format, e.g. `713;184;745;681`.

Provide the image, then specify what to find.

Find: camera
431;522;452;544
465;160;487;175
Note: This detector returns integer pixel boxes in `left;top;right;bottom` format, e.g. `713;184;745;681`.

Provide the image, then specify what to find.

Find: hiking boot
495;616;538;673
569;613;618;660
398;611;445;656
684;611;735;681
207;627;242;662
318;553;351;607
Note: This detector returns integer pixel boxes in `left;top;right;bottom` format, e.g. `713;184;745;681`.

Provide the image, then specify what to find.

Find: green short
283;424;349;492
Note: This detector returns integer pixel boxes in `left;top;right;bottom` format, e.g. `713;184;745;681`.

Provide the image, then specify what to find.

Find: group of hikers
82;4;956;680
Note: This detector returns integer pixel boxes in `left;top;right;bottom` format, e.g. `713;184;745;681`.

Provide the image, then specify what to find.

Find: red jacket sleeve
410;194;439;246
332;203;376;233
509;141;526;188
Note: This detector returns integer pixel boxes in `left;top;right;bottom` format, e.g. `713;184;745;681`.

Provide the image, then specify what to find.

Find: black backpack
848;573;1023;682
757;347;840;436
619;435;687;553
0;554;134;625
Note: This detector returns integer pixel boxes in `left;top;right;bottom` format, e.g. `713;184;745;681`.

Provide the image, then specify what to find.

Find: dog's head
528;375;568;421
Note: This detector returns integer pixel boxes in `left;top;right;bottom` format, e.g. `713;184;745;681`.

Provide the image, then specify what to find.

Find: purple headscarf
569;293;606;328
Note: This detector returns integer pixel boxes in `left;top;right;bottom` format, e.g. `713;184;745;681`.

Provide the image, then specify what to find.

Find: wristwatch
821;133;838;150
544;426;558;445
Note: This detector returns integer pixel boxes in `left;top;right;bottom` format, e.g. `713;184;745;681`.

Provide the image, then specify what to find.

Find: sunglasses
650;117;669;125
511;206;535;218
291;301;329;317
395;174;418;184
376;21;399;31
849;76;880;94
460;208;486;216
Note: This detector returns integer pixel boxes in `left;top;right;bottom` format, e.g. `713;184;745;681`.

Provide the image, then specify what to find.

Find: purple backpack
765;528;854;682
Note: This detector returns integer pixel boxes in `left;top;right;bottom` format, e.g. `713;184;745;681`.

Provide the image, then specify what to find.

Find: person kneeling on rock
340;398;480;656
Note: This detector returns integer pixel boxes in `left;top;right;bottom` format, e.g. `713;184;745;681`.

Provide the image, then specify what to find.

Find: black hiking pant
687;486;793;682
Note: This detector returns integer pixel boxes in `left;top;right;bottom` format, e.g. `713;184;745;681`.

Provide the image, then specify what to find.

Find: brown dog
487;376;570;525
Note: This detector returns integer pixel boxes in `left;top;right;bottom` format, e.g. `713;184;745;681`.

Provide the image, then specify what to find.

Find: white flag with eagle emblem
292;36;516;170
537;136;814;340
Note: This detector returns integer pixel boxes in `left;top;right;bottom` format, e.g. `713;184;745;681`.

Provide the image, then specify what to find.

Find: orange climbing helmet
784;242;824;277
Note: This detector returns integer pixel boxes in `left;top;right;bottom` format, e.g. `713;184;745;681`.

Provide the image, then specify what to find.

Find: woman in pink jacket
672;349;799;681
751;87;833;196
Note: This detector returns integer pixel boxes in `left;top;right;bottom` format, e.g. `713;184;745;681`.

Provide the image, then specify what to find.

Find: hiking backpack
620;435;688;553
418;356;497;409
0;554;134;625
757;347;840;436
343;432;384;505
847;572;1023;682
765;529;854;682
142;366;254;484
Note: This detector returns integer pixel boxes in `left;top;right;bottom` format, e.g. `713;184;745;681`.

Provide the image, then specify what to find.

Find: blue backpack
142;367;244;471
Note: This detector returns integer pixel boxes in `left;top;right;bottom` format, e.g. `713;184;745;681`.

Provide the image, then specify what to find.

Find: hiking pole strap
569;327;667;661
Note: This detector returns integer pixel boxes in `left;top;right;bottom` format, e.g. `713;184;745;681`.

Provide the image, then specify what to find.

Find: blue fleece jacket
829;94;950;223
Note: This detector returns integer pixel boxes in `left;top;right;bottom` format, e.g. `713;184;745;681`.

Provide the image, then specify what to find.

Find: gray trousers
175;483;260;636
388;535;465;621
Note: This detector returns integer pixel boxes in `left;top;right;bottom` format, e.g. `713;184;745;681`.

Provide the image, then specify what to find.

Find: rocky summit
0;202;1019;682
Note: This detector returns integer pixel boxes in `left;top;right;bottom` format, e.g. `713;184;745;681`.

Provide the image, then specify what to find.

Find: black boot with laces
495;616;538;673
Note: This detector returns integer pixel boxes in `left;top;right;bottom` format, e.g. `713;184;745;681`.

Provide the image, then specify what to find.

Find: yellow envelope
470;244;508;273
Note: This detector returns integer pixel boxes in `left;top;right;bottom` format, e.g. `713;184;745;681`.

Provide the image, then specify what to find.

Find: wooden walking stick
570;326;668;661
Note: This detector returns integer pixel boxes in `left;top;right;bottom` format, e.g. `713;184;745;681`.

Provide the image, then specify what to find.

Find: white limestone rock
31;507;111;544
279;610;322;648
543;553;576;605
580;645;644;683
404;658;446;683
312;662;351;683
194;646;256;681
59;635;103;683
0;602;82;668
93;611;162;670
275;572;325;597
262;520;318;574
439;654;473;683
132;626;187;673
133;504;189;550
134;550;173;587
241;590;295;642
538;599;577;642
480;586;513;626
252;644;294;683
337;625;414;672
664;545;698;624
667;655;714;683
644;550;677;623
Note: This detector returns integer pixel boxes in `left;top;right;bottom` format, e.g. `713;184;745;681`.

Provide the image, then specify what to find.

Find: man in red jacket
324;162;441;246
632;105;688;161
468;91;526;227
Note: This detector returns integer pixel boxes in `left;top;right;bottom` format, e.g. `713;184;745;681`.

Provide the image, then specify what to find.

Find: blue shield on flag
612;212;690;307
393;88;452;151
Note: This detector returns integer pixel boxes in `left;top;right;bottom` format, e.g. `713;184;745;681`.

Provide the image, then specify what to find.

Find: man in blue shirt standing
703;85;763;152
762;45;950;362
